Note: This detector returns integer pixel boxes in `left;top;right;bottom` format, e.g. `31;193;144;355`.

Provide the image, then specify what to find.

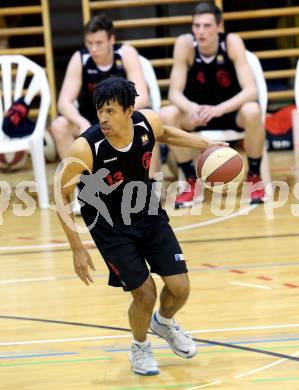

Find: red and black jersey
184;33;241;106
78;45;127;124
78;111;156;217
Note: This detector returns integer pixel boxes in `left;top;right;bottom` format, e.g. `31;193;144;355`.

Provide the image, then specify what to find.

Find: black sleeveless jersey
184;33;241;106
78;45;127;125
78;111;156;220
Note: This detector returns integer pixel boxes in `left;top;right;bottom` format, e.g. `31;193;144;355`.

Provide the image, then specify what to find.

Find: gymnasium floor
1;150;299;389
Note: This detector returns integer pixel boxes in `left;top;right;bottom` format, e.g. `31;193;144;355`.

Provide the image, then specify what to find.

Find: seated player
50;13;149;161
160;2;266;207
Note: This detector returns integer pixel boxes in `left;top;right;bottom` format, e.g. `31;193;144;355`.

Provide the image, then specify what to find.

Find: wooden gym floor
0;150;299;390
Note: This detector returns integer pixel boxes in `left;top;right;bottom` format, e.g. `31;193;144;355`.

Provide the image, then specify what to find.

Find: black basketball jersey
78;45;127;124
184;33;241;106
78;111;156;219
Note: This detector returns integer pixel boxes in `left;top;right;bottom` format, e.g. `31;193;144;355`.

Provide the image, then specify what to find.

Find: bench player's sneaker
247;173;266;204
175;177;204;209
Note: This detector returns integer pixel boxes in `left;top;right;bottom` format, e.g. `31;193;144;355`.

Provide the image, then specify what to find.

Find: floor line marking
0;261;298;286
105;337;299;353
189;323;299;334
0;335;132;346
230;281;272;290
173;205;257;232
1;322;299;347
235;350;299;379
0;205;257;252
185;381;222;390
0;356;111;367
252;375;299;383
0;277;56;284
0;352;78;360
1;316;299;362
0;242;77;251
283;283;298;288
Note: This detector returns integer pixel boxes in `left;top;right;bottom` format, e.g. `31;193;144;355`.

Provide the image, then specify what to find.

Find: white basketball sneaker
129;342;160;376
150;313;197;359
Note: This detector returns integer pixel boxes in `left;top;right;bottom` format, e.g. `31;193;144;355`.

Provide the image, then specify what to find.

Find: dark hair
93;77;138;111
83;13;114;37
193;2;222;24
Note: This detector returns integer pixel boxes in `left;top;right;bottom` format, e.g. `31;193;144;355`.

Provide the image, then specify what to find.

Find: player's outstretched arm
161;124;228;151
142;109;228;152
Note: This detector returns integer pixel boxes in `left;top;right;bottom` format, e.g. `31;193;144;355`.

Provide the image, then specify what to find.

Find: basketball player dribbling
56;77;227;376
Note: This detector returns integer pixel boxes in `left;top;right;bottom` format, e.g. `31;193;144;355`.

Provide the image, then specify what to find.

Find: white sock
133;339;150;347
155;310;172;325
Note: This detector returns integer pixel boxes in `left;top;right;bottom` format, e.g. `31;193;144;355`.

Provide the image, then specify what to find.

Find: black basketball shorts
82;209;187;291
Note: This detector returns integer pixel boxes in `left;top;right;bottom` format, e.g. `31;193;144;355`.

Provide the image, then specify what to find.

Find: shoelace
165;320;192;340
133;344;156;366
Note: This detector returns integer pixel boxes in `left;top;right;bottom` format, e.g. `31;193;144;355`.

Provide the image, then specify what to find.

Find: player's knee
176;281;190;301
50;117;70;141
170;276;190;301
132;282;157;310
240;102;261;124
159;105;181;126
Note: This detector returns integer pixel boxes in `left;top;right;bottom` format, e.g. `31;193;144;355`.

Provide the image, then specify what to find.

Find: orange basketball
196;146;244;192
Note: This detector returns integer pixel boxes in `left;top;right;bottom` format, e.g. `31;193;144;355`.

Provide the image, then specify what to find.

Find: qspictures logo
1;157;299;229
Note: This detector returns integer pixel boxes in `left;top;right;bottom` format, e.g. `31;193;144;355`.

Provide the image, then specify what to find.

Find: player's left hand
208;141;229;148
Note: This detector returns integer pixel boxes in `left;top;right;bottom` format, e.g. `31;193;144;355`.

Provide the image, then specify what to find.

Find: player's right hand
73;247;96;285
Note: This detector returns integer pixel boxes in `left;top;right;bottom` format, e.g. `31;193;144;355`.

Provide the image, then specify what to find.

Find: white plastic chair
139;55;161;112
295;58;299;109
292;59;299;153
0;55;50;209
139;55;163;178
194;50;272;196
